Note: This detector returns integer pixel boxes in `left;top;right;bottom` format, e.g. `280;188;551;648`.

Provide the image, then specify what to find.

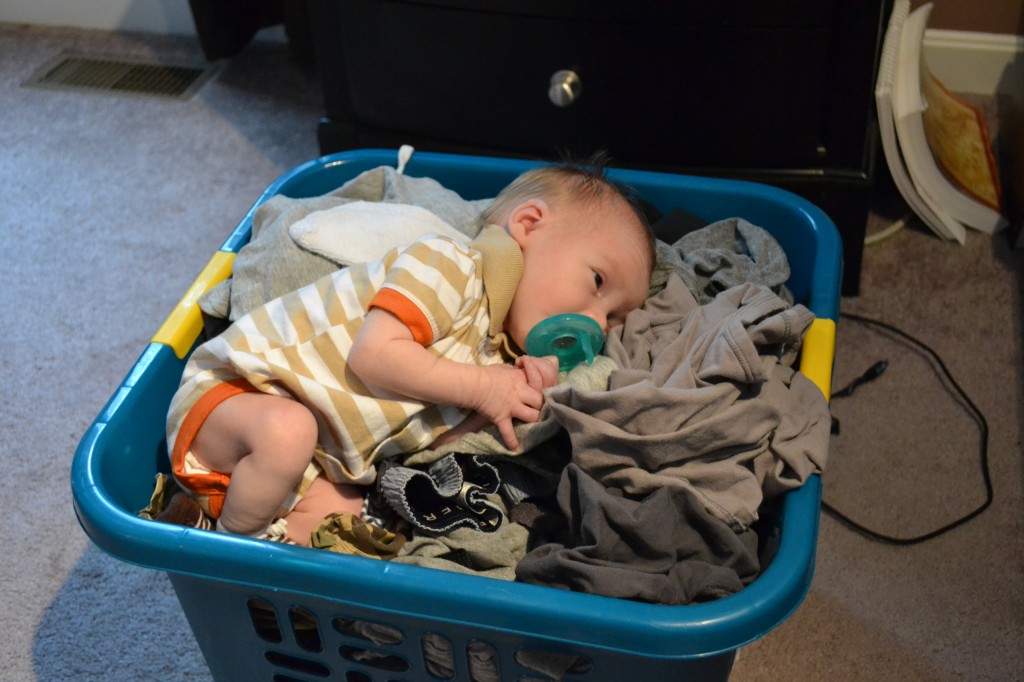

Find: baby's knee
260;399;315;446
253;399;319;465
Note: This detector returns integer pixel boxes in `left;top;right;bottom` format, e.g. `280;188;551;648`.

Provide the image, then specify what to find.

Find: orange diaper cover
170;378;258;519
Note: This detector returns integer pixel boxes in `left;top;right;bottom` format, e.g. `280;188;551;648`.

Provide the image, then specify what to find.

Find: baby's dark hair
479;150;656;269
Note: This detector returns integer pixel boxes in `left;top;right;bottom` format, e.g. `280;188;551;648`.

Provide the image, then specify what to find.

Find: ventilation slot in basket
343;672;372;682
248;597;283;643
338;645;409;673
421;633;455;679
265;651;331;678
514;648;593;677
467;641;499;682
289;607;323;653
333;616;404;645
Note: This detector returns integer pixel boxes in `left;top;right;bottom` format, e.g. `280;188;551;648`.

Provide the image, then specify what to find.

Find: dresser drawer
326;0;836;169
311;0;891;296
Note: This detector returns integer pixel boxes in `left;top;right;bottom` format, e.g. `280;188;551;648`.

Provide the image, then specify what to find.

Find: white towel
288;200;470;266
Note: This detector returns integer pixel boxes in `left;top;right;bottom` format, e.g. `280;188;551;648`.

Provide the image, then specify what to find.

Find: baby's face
504;197;650;352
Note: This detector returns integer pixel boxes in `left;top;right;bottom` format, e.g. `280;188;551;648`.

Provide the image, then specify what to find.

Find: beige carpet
2;22;1021;682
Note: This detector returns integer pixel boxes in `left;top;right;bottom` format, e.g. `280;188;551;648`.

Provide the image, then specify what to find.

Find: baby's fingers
516;355;559;391
511;401;542;425
516;355;542;391
495;417;520;451
534;356;559;388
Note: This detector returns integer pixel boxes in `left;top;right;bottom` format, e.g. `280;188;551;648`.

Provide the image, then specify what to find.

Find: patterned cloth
166;225;522;517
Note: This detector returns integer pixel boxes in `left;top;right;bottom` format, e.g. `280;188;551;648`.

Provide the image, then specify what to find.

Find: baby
165;156;655;545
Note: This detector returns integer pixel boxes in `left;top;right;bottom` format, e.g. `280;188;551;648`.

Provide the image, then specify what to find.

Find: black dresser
309;0;894;295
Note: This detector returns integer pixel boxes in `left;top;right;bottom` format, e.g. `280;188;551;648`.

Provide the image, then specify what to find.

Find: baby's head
483;154;655;353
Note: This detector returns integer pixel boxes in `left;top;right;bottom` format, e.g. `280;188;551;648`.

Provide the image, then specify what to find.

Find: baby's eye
593;272;604;289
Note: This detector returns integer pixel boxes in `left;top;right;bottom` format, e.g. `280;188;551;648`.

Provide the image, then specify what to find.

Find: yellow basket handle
798;317;835;403
151;251;235;359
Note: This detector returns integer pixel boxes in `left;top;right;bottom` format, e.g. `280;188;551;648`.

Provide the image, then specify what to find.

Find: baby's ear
506;199;549;244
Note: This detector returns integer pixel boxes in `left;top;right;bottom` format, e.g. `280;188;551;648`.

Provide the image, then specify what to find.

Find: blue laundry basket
72;149;841;682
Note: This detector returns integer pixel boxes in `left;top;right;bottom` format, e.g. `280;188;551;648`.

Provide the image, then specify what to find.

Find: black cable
823;312;993;546
830;359;888;399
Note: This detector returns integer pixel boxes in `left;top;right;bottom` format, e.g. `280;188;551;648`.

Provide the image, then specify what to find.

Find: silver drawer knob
548;69;581;107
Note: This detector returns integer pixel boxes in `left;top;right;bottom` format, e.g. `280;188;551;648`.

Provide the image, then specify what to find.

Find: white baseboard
0;0;285;42
924;29;1024;98
0;0;196;35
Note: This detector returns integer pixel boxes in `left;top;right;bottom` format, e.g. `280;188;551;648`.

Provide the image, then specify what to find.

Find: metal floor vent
24;55;216;100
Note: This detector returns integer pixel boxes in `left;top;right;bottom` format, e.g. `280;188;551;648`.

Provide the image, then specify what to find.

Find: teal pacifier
525;314;605;371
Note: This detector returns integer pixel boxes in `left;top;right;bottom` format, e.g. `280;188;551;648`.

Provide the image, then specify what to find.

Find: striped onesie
166;225;523;519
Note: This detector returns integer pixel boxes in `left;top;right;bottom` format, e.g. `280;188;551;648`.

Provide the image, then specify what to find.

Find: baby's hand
474;356;558;451
515;355;560;392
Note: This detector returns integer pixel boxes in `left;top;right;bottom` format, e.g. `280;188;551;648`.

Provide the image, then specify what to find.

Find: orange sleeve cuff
369;288;434;346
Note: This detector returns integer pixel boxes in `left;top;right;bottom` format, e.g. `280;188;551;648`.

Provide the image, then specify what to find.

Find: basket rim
72;148;838;659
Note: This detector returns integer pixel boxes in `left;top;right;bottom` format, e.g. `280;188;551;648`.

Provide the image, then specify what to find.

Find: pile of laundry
143;164;830;607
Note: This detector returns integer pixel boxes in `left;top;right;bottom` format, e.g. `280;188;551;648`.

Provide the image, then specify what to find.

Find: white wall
0;0;199;35
924;30;1024;96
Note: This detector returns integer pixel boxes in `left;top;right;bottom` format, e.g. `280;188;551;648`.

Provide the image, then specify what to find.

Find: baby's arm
429;355;556;448
348;309;557;450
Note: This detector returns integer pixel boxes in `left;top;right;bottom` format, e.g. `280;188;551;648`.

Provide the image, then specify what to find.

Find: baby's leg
192;391;319;536
283;476;366;545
